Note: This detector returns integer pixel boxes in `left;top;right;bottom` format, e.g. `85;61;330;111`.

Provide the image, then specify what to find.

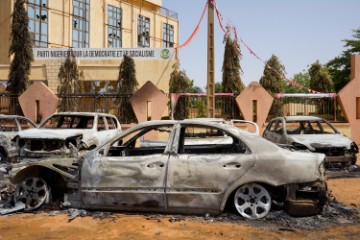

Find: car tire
16;177;50;211
234;183;272;219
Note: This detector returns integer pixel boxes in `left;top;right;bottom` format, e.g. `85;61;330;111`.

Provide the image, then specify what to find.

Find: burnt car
14;112;121;159
263;116;358;168
7;120;327;219
0;115;36;163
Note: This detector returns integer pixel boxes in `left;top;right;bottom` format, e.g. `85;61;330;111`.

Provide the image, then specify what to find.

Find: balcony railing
160;7;178;20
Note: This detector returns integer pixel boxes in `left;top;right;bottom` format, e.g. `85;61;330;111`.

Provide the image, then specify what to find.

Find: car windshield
41;115;95;129
286;120;337;134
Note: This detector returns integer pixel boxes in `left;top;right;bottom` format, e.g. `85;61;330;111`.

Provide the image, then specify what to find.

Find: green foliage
326;27;360;92
222;35;245;94
7;0;34;114
169;63;190;119
118;55;138;94
259;54;285;94
221;35;244;118
58;49;82;111
215;82;222;93
309;60;334;93
260;54;286;117
117;55;138;123
284;71;310;93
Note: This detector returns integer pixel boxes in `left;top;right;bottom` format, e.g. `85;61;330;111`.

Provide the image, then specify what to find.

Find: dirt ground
1;173;360;240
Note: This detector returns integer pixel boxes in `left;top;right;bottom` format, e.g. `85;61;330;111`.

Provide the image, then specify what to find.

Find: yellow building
0;0;178;94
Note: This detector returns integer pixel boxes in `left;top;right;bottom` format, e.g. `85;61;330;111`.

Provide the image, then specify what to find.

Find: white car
0;115;37;163
263;116;358;168
14;112;122;159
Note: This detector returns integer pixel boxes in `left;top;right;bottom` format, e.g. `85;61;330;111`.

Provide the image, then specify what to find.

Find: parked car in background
7;120;327;219
14;112;121;159
263;116;358;168
0;115;36;163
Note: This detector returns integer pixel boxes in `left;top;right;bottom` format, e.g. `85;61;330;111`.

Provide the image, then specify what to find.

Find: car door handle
147;162;165;168
223;163;242;169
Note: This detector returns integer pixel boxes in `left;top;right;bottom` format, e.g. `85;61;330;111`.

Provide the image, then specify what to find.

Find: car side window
18;119;35;130
107;125;173;157
274;121;284;135
179;125;247;154
267;121;276;132
106;117;117;130
97;117;106;131
0;119;18;132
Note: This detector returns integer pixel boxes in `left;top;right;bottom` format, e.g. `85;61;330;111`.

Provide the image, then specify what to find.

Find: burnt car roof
282;116;323;121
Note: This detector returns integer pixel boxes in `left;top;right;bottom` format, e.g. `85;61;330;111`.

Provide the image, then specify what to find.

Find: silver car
8;120;327;219
263;116;358;168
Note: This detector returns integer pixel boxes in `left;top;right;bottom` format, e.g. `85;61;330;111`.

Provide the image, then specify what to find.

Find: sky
163;0;360;90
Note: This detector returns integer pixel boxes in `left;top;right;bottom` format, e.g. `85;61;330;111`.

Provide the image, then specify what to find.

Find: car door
263;119;286;144
80;123;174;211
165;124;256;212
94;115;121;145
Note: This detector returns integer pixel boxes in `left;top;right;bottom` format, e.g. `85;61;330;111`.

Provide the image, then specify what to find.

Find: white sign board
33;48;175;60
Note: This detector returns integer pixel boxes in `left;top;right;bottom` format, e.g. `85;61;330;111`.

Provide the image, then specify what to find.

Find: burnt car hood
15;128;83;139
289;134;353;150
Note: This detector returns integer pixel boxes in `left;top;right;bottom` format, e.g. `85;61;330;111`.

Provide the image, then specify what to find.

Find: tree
58;49;82;112
259;54;285;94
169;63;190;120
309;61;334;93
260;54;286;118
7;0;34;115
284;71;311;93
222;35;245;94
222;35;244;118
117;55;138;123
327;27;360;92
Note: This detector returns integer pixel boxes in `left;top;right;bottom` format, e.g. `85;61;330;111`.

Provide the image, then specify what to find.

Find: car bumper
285;181;328;217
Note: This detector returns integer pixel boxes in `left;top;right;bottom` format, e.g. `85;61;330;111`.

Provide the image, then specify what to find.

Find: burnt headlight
350;142;359;153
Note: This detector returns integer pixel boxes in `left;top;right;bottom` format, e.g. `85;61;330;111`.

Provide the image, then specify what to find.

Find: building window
28;0;48;47
138;15;150;48
163;23;174;48
108;5;122;48
72;0;89;48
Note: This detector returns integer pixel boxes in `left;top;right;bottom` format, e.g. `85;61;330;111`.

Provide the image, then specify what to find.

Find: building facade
0;0;178;94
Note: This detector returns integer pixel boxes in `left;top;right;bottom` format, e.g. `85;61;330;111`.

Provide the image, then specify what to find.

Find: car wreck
263;116;359;168
3;120;327;219
0;115;37;163
13;112;121;159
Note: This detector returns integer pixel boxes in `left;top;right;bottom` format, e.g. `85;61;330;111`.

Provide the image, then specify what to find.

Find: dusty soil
1;172;360;240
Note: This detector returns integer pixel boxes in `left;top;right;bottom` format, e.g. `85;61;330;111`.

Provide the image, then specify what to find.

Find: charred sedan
14;112;121;159
263;116;358;168
8;120;327;219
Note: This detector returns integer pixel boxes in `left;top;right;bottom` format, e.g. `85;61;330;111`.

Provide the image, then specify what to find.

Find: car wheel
17;177;50;211
234;183;272;219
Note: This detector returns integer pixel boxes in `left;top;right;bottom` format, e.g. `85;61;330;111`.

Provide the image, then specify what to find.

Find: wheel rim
234;183;271;219
17;177;49;211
